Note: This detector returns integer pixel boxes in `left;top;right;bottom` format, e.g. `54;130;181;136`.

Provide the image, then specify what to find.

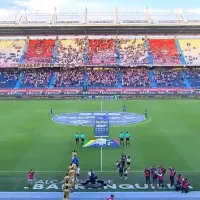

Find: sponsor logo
83;139;120;148
32;180;193;190
52;112;145;126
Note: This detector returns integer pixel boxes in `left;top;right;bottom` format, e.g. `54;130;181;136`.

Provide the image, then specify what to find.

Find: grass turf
0;99;200;191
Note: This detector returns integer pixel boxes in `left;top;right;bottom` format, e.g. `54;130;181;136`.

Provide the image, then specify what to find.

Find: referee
80;133;85;145
119;132;125;146
125;131;130;146
74;133;79;145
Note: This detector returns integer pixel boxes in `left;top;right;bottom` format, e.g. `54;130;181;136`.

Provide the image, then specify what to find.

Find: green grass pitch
0;99;200;192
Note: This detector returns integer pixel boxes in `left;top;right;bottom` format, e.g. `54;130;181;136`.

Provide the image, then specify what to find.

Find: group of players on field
116;153;131;180
145;165;190;193
116;154;190;193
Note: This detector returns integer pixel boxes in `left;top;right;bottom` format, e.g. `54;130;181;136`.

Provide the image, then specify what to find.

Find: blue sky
0;0;199;13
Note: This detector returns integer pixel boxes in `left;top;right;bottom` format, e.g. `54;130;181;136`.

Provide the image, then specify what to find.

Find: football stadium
0;4;200;200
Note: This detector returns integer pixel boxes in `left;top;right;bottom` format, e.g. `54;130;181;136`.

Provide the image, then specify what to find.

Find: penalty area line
0;170;200;173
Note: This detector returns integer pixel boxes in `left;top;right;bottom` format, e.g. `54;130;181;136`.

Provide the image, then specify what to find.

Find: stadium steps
19;40;29;64
116;71;122;88
175;39;186;65
149;70;157;88
83;39;88;63
83;71;88;87
145;39;153;64
182;72;192;88
48;72;55;88
52;39;58;63
14;71;23;89
115;39;120;66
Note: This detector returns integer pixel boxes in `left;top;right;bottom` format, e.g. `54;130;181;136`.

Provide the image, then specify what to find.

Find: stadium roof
0;7;200;25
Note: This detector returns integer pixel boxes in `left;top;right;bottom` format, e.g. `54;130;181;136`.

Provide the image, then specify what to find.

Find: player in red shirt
169;166;176;188
176;174;184;191
182;179;190;193
107;194;114;200
24;169;35;190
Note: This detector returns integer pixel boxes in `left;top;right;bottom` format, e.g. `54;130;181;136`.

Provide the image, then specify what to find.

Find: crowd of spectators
118;38;149;66
53;68;84;87
153;68;185;87
87;68;117;87
56;39;84;67
148;39;181;65
178;39;200;65
184;68;200;88
23;39;56;63
0;40;25;67
21;68;52;88
0;70;20;88
86;39;116;66
120;68;150;87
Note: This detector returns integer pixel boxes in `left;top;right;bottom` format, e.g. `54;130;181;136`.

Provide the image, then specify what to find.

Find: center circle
52;112;146;126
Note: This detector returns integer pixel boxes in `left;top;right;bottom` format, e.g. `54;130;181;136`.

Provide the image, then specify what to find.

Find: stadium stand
56;39;84;67
153;68;185;87
184;67;200;88
0;39;26;67
118;38;149;66
23;39;56;63
120;68;151;87
0;69;20;88
148;39;181;65
53;68;84;88
86;39;116;66
178;39;200;65
87;68;117;87
20;68;52;88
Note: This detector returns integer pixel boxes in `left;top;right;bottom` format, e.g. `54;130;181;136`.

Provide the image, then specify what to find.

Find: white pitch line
0;170;200;173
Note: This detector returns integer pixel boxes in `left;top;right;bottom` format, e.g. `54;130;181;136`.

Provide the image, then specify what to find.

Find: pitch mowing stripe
0;170;200;173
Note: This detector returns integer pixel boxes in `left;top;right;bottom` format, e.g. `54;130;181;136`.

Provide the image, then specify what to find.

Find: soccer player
24;169;35;190
72;154;79;166
144;168;151;184
80;133;85;145
124;167;128;180
50;108;53;115
158;171;163;188
119;132;125;146
144;108;147;118
118;162;124;179
127;156;131;170
159;165;166;177
169;166;176;188
75;165;80;182
182;179;190;193
116;161;120;171
121;153;126;168
125;131;130;146
150;165;157;186
176;174;184;191
74;133;79;145
123;105;126;112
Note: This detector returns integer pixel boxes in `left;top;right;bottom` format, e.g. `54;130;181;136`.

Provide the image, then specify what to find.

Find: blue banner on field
94;115;109;137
